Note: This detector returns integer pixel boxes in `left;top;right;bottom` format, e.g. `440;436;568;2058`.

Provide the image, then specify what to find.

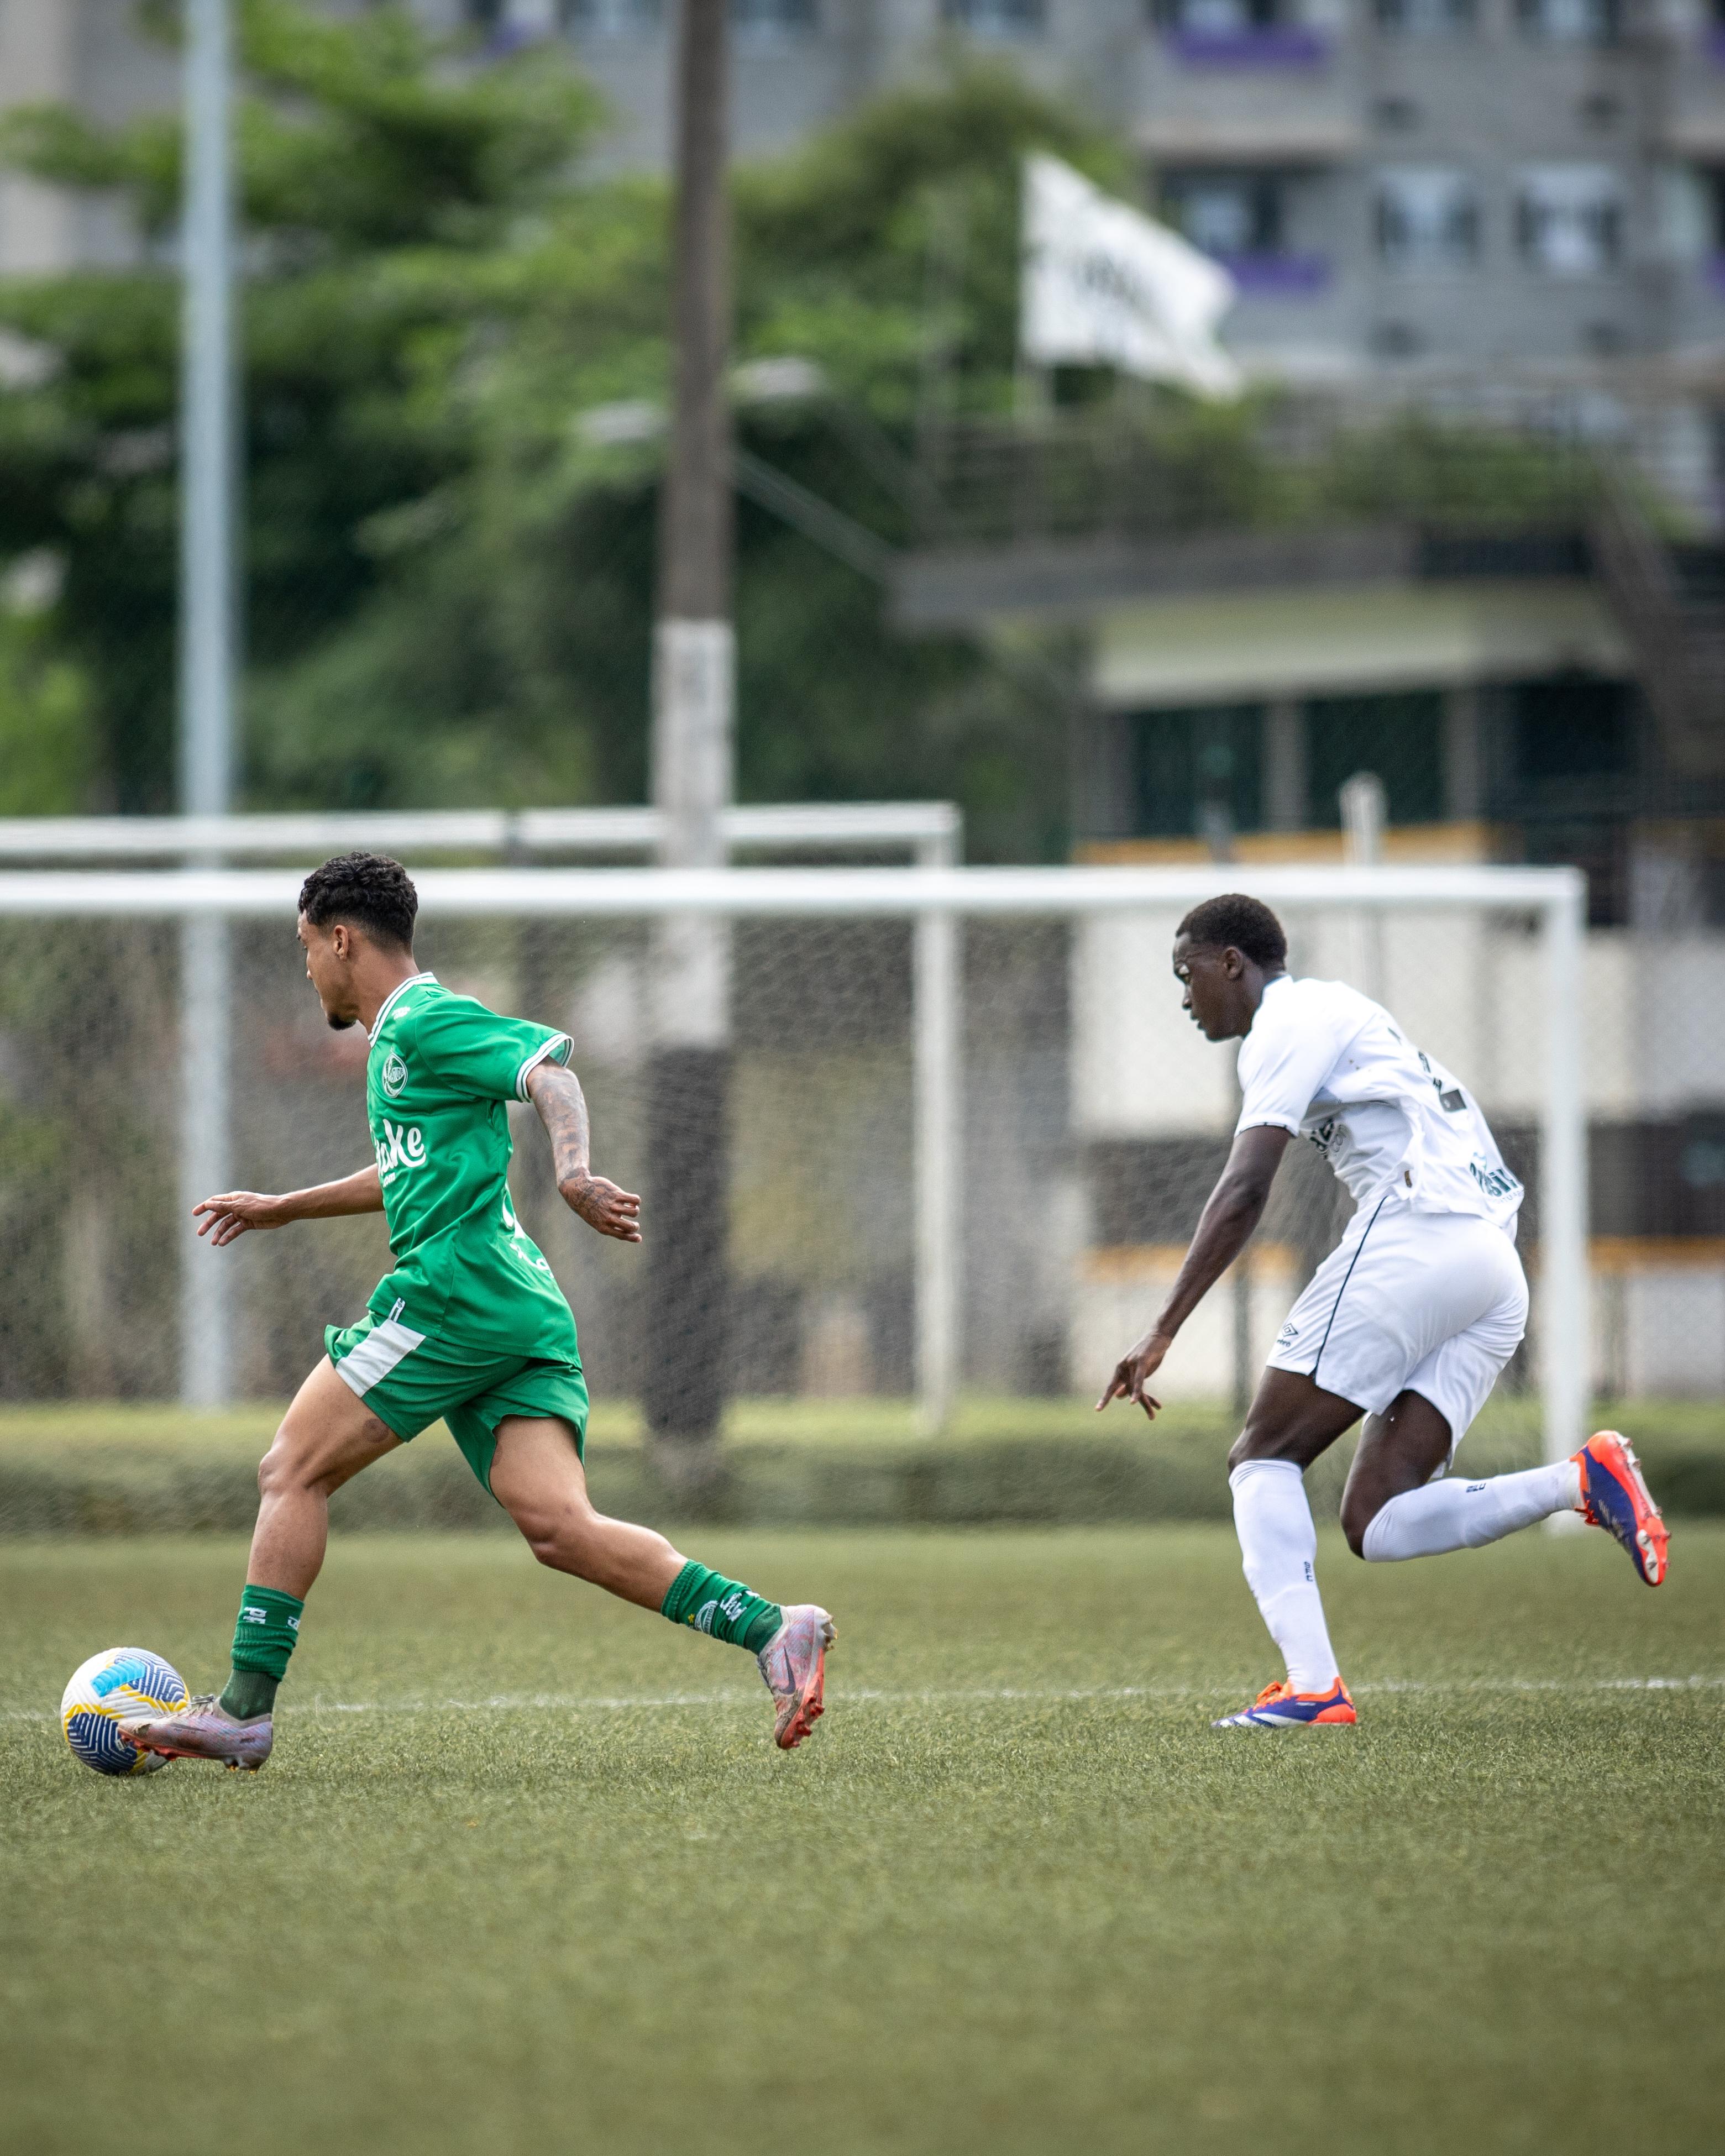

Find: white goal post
0;861;1587;1468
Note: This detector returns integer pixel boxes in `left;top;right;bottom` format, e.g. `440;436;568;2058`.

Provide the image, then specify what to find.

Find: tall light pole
646;0;734;1489
178;0;237;1407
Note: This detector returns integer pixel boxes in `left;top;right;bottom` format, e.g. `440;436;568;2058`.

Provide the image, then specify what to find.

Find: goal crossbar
0;861;1580;917
0;802;962;864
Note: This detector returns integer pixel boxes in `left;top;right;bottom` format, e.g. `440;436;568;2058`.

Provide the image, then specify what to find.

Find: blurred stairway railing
1591;471;1725;775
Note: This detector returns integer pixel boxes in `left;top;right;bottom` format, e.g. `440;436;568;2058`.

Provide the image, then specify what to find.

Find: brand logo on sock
719;1591;747;1624
693;1599;719;1635
1303;1561;1314;1582
1467;1482;1485;1493
240;1605;268;1624
287;1614;300;1630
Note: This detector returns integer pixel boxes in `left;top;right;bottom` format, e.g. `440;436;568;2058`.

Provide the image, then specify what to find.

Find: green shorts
326;1309;588;1494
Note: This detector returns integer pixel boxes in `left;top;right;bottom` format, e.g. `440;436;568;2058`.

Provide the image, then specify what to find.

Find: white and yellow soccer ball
61;1647;189;1777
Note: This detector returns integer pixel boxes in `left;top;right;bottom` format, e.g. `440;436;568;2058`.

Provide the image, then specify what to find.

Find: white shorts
1266;1198;1528;1454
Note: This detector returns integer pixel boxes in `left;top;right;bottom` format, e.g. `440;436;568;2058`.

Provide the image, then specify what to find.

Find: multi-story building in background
8;1;1725;406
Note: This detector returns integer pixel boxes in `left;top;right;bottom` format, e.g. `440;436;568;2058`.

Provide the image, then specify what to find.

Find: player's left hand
559;1172;642;1243
1096;1329;1173;1420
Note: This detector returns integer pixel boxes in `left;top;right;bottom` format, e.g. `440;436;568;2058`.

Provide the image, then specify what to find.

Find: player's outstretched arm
526;1061;642;1244
193;1164;385;1247
1096;1124;1291;1419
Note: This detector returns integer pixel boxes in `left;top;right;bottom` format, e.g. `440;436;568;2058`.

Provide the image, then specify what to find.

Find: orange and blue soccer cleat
1574;1431;1668;1586
1212;1677;1356;1730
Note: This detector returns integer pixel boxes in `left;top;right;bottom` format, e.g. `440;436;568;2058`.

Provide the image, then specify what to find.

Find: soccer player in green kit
119;854;835;1771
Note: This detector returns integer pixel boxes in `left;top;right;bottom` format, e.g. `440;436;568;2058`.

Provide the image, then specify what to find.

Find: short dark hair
1176;893;1287;969
298;853;418;952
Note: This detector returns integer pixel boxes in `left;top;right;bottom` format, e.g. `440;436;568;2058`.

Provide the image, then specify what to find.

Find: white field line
7;1675;1725;1724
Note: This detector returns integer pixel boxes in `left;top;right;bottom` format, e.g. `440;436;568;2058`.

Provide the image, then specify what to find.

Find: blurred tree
0;605;91;814
0;5;1105;853
0;5;1597;857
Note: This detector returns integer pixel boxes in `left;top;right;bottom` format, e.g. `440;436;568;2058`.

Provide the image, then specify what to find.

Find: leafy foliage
0;6;1600;849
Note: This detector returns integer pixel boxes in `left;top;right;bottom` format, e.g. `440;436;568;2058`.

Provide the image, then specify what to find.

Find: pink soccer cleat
118;1693;274;1772
757;1605;835;1750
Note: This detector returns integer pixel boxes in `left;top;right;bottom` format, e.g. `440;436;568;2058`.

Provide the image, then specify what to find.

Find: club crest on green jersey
380;1051;408;1098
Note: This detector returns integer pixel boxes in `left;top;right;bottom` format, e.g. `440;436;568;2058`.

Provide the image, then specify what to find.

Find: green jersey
362;972;578;1360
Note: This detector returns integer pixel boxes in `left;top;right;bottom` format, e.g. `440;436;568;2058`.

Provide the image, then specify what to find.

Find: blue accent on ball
65;1709;136;1775
91;1654;155;1700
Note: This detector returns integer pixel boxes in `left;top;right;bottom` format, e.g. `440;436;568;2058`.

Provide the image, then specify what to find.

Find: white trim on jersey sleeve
1235;978;1356;1139
514;1033;573;1102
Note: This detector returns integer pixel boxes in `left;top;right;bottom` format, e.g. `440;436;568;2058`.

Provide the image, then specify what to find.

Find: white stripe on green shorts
336;1316;427;1396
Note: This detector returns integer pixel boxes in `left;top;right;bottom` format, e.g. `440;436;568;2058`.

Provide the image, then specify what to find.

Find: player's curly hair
1176;893;1287;969
298;853;418;952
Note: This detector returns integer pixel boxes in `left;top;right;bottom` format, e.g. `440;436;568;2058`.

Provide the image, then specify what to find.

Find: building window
1160;171;1329;291
1155;0;1283;25
1130;708;1263;842
1517;165;1624;275
1151;0;1328;64
1306;696;1446;828
562;0;663;33
1376;168;1480;271
1375;0;1475;30
1516;0;1619;41
1163;172;1283;258
944;0;1045;34
733;0;817;32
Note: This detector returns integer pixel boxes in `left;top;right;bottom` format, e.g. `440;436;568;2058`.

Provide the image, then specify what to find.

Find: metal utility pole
646;0;733;1488
178;0;237;1407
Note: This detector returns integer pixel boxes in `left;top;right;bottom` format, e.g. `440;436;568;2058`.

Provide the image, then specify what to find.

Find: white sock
1360;1458;1582;1562
1229;1459;1341;1695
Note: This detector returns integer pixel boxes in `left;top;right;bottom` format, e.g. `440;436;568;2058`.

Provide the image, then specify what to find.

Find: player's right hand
192;1192;286;1245
1096;1329;1173;1420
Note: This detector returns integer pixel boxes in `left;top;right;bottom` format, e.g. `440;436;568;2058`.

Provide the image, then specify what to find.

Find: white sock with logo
1229;1458;1341;1695
1360;1459;1582;1562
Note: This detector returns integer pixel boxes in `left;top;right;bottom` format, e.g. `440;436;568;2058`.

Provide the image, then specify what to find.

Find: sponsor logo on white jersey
375;1118;427;1185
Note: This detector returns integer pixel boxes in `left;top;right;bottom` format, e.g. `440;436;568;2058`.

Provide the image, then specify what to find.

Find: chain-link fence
0;863;1605;1465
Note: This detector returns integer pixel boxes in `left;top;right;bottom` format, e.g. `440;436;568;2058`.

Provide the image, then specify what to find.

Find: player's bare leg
120;1362;400;1771
247;1359;402;1597
489;1414;685;1609
490;1416;834;1748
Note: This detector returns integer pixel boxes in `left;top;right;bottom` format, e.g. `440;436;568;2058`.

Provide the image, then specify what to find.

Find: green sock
661;1561;782;1655
219;1584;305;1720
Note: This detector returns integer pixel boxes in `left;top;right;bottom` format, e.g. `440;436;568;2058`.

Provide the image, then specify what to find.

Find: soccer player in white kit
1098;893;1669;1730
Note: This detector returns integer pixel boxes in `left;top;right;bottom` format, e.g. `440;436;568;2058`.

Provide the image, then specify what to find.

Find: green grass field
4;1525;1723;2155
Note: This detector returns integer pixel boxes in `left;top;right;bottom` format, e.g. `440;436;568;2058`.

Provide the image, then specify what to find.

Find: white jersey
1235;974;1523;1235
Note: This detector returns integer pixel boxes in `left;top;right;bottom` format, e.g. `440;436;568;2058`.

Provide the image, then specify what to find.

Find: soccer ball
61;1646;189;1777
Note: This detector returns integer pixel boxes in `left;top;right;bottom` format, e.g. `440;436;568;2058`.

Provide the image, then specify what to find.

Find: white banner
1020;153;1241;398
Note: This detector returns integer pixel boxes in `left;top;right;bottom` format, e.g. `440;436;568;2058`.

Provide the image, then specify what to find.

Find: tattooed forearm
523;1059;642;1244
526;1062;591;1185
